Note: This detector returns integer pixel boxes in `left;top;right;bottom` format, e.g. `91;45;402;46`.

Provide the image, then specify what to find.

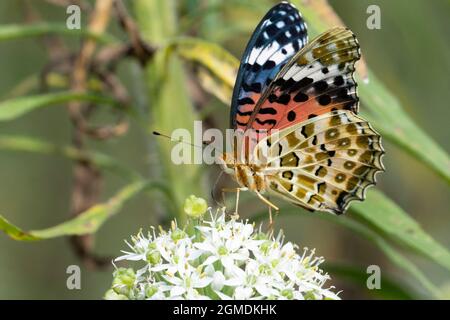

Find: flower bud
184;195;207;218
104;289;129;300
145;285;158;298
171;229;186;242
112;268;135;296
146;251;161;265
281;289;294;300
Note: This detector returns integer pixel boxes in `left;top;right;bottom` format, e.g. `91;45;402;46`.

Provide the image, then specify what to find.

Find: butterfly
218;1;384;216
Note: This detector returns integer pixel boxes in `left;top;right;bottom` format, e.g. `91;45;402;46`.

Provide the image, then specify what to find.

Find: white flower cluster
105;209;340;300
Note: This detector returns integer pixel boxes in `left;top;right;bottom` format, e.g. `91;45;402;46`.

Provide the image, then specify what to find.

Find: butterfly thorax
218;153;267;192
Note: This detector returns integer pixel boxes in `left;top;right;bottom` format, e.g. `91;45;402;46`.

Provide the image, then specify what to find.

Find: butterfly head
217;152;236;175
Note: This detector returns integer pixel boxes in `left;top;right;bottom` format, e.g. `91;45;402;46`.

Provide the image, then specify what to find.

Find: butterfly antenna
152;131;207;149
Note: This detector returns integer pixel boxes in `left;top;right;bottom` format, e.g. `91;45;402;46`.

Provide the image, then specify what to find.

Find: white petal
226;238;241;252
201;255;219;266
136;265;148;278
188;249;203;261
220;256;236;270
211;271;225;291
150;264;168;272
115;253;143;261
224;277;243;287
204;264;215;276
158;246;172;262
234;286;253;299
255;284;276;297
194;242;215;253
245;260;259;274
320;288;341;300
242;224;253;238
195;226;212;234
214;290;232;300
162;275;182;286
228;264;246;279
170;286;186;297
193;277;213;288
230;250;248;261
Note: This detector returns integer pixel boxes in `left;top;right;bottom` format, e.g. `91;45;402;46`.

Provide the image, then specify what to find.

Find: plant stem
133;0;205;223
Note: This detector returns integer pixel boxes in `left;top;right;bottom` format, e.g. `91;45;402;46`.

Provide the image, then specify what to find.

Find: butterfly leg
255;192;279;211
268;202;280;234
221;187;247;219
235;188;241;217
255;192;279;232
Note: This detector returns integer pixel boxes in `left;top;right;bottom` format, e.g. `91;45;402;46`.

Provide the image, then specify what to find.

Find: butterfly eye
217;154;229;167
221;154;236;172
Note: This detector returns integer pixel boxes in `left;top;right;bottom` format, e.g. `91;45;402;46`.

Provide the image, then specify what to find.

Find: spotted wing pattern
238;27;361;132
254;110;384;214
231;2;308;128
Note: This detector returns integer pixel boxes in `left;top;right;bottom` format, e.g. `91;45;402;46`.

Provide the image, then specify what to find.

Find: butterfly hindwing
255;110;384;214
231;2;308;129
243;27;361;132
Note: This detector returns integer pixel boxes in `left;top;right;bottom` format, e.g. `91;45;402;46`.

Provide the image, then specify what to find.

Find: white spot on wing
283;64;301;80
255;42;280;65
248;47;263;64
276;21;285;28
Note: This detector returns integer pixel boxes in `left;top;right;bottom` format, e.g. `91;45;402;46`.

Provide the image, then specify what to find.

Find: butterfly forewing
231;2;308;129
241;27;361;132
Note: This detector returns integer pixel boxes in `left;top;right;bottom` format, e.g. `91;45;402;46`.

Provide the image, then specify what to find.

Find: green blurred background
0;0;449;299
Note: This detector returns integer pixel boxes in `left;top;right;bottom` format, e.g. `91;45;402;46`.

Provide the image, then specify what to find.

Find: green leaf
0;23;116;43
134;0;205;221
324;263;417;299
0;180;167;241
358;72;450;184
0;134;141;181
351;189;450;273
0;92;121;122
332;213;441;298
0;216;40;241
168;37;238;105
